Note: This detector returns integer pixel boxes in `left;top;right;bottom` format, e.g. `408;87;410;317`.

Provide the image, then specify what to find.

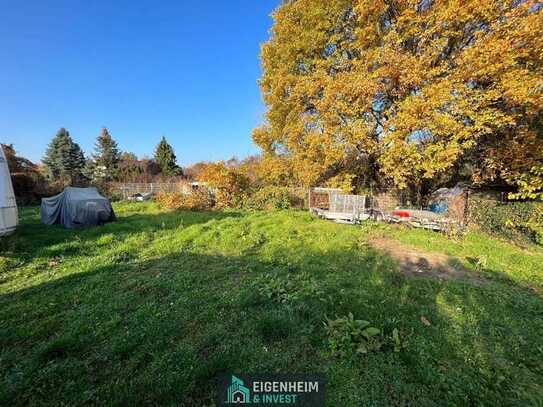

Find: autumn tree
255;0;543;198
154;137;182;177
43;128;86;184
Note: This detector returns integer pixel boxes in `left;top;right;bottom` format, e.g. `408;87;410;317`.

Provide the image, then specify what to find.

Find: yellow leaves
255;0;543;194
501;70;543;110
326;173;356;193
509;166;543;200
252;126;275;155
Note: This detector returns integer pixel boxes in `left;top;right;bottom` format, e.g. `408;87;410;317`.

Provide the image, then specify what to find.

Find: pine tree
92;127;121;181
154;137;182;177
43;128;86;184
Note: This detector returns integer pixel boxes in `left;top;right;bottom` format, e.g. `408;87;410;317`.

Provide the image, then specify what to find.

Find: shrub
155;190;212;211
11;172;64;204
468;198;543;245
244;186;299;210
198;162;250;209
183;189;214;210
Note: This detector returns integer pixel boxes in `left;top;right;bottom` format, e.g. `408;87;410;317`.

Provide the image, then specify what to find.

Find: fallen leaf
48;259;60;267
421;316;431;326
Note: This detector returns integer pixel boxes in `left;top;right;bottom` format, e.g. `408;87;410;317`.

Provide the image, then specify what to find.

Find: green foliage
391;328;402;353
469;198;543;245
117;153;162;183
90;127;121;181
253;272;323;304
325;313;382;357
509;165;543;201
154;137;182;177
42;128;86;183
244;186;299;210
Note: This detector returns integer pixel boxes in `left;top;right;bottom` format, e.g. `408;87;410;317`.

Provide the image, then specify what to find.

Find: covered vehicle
0;146;18;237
41;187;116;229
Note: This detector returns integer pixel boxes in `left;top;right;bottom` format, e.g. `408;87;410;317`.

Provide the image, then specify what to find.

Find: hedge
468;198;543;245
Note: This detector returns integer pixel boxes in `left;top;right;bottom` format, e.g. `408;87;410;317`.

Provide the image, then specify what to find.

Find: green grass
1;202;542;406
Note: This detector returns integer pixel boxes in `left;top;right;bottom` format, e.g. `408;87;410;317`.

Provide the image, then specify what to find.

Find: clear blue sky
0;0;279;166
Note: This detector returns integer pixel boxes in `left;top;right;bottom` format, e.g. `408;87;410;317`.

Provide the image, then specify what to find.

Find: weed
324;313;382;356
253;272;324;304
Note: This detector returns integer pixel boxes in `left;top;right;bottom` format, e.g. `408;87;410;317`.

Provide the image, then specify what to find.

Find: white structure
0;146;18;236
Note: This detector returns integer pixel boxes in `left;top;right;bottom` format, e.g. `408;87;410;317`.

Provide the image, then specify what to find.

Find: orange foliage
255;0;543;198
197;162;250;209
155;190;213;211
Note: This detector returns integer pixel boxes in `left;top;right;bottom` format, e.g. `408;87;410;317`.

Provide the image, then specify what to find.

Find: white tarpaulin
0;146;18;237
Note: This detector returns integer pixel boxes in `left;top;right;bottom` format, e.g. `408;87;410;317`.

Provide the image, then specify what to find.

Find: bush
155;190;213;211
11;172;64;205
468;198;543;245
244;186;299;210
197;162;250;209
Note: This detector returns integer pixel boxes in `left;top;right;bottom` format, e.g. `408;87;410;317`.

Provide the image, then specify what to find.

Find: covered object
41;187;116;229
0;146;18;237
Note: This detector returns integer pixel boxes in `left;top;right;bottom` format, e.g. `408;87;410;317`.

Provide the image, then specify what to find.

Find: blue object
430;201;448;214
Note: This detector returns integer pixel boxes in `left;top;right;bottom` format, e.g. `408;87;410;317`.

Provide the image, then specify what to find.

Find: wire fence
111;182;193;200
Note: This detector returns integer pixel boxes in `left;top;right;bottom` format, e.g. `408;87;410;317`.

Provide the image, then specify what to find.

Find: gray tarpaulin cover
41;187;116;228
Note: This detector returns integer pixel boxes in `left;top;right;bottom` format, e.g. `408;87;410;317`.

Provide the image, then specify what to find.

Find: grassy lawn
1;202;542;406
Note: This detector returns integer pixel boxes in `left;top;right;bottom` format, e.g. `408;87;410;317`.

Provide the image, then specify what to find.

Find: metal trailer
309;188;370;224
308;188;458;231
373;208;455;231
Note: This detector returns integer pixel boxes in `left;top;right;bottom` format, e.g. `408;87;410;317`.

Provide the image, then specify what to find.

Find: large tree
117;152;162;183
254;0;543;198
91;127;121;181
154;137;182;177
42;128;86;184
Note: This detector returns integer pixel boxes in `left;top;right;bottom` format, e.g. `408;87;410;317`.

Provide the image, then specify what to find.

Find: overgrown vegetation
469;198;543;245
1;203;542;405
244;186;303;210
155;189;213;211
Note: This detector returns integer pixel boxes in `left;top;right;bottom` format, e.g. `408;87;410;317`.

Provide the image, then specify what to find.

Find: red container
392;210;411;218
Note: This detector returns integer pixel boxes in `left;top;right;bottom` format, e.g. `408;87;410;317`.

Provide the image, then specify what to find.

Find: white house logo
219;374;326;406
226;375;251;404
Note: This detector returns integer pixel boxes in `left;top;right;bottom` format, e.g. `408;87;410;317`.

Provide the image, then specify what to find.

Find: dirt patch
370;237;487;285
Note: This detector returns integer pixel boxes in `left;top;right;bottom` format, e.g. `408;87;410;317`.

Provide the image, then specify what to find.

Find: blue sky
0;0;279;165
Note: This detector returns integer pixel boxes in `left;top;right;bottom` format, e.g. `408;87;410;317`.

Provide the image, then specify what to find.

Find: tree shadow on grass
1;241;542;405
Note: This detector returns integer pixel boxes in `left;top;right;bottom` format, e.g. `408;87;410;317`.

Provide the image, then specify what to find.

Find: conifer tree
91;127;121;181
154;137;182;177
42;128;86;183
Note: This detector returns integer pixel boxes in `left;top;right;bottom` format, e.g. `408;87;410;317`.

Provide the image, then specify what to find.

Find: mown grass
1;202;542;406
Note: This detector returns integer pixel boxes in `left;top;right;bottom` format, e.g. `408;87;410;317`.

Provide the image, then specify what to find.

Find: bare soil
370;237;487;285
